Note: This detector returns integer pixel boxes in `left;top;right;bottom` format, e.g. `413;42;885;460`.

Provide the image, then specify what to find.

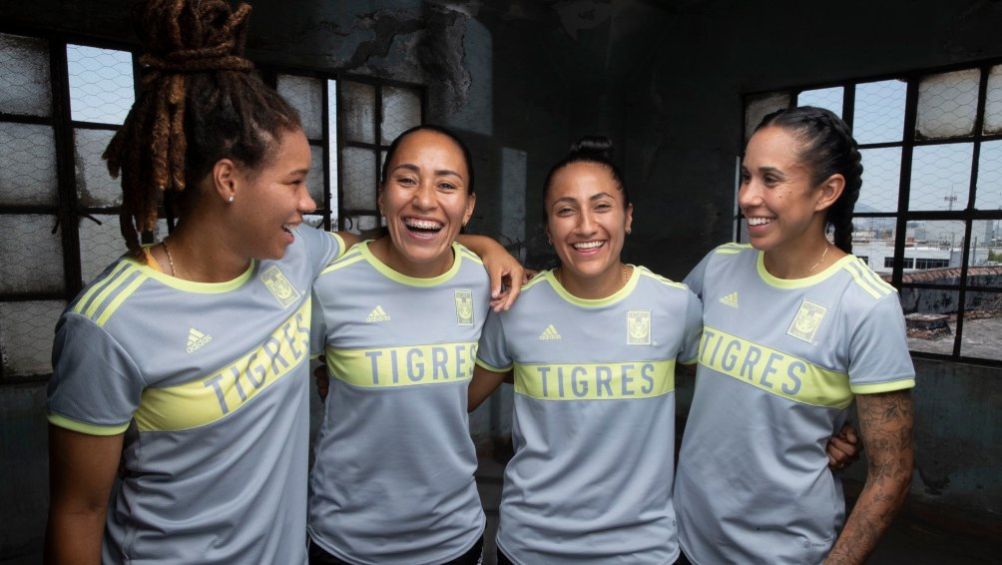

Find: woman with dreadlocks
44;1;522;563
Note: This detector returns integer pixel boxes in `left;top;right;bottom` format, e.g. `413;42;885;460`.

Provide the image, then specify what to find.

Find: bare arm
338;231;361;249
45;425;123;565
468;364;510;412
825;390;914;565
457;234;527;312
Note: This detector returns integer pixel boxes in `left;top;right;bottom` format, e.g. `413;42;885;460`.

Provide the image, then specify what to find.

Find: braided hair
542;136;630;222
755;106;863;253
103;0;301;254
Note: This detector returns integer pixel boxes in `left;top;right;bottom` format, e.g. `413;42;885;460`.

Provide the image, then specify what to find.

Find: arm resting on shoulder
457;234;526;311
469;364;511;412
45;425;124;565
825;390;914;565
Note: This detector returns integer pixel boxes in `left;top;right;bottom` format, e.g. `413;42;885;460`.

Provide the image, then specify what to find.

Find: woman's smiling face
378;129;475;277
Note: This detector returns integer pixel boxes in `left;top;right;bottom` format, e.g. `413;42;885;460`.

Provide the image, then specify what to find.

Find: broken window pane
341;147;376;211
901;287;958;356
916;69;979;140
0;33;51;117
308;144;326;210
0;214;64;294
381;86;421;145
75;128;122;208
853;80;906;144
66;44;134;125
968;220;1001;279
796;86;843;118
0;300;65;377
960;291;1002;360
0;122;58;206
277;74;323;141
909;143;973;211
857;147;901;213
343;81;375;144
983;65;1002;135
744;92;790;142
976;140;1002;210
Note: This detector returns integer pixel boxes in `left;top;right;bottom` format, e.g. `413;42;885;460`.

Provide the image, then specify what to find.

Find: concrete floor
474;455;1002;565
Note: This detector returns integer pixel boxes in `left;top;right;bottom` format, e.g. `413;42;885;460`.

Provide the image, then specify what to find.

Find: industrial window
0;31;422;381
740;60;1002;366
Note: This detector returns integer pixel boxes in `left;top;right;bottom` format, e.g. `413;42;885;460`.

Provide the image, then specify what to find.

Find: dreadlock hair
755;106;863;253
103;0;302;254
542;136;629;223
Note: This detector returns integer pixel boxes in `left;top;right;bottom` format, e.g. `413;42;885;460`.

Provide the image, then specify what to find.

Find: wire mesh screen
74;128;122;208
916;69;979;140
0;33;51;117
278;74;324;140
0;300;65;378
0;122;58;206
66;44;135;125
0;214;64;294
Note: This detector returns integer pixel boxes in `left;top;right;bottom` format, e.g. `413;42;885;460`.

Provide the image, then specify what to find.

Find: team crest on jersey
262;266;301;308
455;289;474;326
787;300;827;343
627;310;652;345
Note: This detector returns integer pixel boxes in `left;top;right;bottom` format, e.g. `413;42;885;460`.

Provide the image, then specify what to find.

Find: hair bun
569;136;614;161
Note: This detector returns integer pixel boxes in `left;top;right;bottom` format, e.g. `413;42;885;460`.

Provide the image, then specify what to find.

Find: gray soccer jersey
47;226;343;564
476;266;702;565
675;243;915;564
309;241;490;565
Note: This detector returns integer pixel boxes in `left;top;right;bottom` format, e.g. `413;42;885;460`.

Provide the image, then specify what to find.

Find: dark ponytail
756;106;863;253
542;136;629;220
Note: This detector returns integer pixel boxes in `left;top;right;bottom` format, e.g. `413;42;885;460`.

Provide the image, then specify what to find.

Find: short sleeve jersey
47;226;343;564
476;267;703;565
309;241;490;565
675;243;916;565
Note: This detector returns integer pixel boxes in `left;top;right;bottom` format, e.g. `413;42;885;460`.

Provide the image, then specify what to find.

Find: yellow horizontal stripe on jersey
326;341;479;388
852;379;915;394
48;413;130;436
134;299;312;432
514;360;675;401
698;325;852;409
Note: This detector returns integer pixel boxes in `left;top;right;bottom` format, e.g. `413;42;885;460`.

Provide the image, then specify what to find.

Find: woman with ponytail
43;2;520;563
674;106;915;564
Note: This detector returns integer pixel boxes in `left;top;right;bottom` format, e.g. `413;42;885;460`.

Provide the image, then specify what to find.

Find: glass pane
79;214;127;283
902;288;957;356
0;214;64;294
277;74;323;140
909;144;973;211
968;220;1000;279
796;86;843;117
916;69;979;140
341;147;376;210
976;140;1002;210
960;291;1002;360
903;220;965;278
0;300;65;377
343;81;375;144
0;122;58;206
75;128;121;207
66;44;135;125
853;80;906;144
0;33;51;117
983;65;1002;135
744;92;791;142
851;216;898;275
380;86;421;144
327;79;339;215
857;147;901;213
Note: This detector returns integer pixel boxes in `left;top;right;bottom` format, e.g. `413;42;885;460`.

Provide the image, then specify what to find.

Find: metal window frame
739;56;1002;368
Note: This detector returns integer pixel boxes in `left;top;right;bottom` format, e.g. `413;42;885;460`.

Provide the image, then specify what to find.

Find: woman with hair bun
43;2;521;563
675;106;915;564
470;137;704;564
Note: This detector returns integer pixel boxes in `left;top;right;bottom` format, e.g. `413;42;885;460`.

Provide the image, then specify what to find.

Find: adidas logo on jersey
186;328;212;353
538;324;561;341
367;305;391;323
719;292;739;308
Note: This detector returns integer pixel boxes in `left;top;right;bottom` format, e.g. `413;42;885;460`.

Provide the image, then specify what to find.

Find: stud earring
227;195;235;203
626;227;631;235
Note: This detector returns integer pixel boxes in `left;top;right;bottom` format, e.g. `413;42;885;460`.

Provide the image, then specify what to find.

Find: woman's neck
556;262;632;300
762;231;842;279
163;218;252;282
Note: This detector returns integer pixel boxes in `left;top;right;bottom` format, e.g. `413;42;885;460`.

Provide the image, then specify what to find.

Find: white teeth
747;217;773;226
404;218;443;230
573;241;604;249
